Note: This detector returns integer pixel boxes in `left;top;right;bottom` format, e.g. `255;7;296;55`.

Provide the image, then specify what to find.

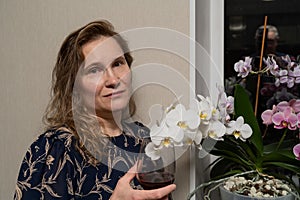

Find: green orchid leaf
276;149;297;159
263;139;296;153
210;158;234;178
234;84;263;154
262;152;300;169
210;157;248;179
262;161;300;174
210;149;253;167
261;151;300;175
211;168;244;180
206;156;223;171
227;136;257;162
212;142;249;162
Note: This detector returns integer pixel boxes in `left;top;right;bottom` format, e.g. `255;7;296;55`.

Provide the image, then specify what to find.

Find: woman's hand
110;165;176;200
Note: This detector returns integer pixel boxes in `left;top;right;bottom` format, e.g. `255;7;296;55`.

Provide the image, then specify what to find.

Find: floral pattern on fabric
14;121;149;200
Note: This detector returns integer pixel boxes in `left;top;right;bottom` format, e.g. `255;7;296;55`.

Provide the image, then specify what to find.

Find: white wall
0;1;191;199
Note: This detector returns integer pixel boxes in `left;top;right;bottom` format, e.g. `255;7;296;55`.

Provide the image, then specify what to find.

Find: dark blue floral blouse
14;121;149;200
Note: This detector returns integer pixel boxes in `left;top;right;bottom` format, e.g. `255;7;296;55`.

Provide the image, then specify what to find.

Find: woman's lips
103;90;125;98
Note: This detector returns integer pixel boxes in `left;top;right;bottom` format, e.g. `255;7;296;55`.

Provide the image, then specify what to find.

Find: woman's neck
98;112;123;137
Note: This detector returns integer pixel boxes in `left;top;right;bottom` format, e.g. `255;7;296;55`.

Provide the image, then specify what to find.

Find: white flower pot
219;186;295;200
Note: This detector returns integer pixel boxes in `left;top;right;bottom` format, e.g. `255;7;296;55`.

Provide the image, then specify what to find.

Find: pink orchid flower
297;113;300;128
287;76;295;88
293;144;300;160
277;99;300;113
289;99;300;113
261;110;273;125
264;56;279;75
272;107;297;130
294;66;300;83
279;69;288;84
261;105;276;125
234;57;252;78
276;101;289;112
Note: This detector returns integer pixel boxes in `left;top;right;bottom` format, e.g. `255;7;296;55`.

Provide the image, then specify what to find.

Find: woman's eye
88;66;104;74
113;60;125;67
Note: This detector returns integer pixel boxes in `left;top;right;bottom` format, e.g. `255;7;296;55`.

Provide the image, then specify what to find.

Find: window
225;0;300;78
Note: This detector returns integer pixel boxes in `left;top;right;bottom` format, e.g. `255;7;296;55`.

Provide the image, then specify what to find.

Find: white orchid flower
150;120;183;147
182;130;203;149
166;104;200;131
191;97;217;125
192;95;225;140
198;123;210;138
147;119;183;160
218;92;234;114
207;120;226;140
226;116;253;141
196;95;217;124
217;86;234;123
145;142;162;160
190;98;202;122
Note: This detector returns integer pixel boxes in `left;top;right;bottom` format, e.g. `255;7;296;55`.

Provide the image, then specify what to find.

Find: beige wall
0;0;191;199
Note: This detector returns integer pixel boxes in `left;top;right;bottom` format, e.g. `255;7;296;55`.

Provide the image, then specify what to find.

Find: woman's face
77;36;132;117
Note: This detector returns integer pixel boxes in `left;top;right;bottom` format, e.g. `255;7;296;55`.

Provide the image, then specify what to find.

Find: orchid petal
145;142;161;160
279;69;288;76
169;125;184;143
208;121;226;139
240;124;253;139
293;144;300;160
261;109;274;125
235;116;244;128
291;99;300;113
287;114;298;130
277;101;289;112
272;112;285;126
287;77;295;88
297;113;300;128
280;76;288;84
283;107;293;118
275;78;280;86
186;109;201;129
199;123;209;138
166;108;181;127
226;120;236;135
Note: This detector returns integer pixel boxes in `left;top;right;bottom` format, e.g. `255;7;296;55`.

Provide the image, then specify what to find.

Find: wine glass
136;141;176;200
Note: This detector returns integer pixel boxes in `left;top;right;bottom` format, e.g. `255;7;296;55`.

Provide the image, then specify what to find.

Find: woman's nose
104;67;120;88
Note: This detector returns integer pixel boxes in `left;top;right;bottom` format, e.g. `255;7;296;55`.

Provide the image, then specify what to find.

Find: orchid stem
262;126;269;138
276;129;288;151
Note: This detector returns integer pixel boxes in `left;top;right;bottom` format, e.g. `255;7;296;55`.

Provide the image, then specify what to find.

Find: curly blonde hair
43;20;135;164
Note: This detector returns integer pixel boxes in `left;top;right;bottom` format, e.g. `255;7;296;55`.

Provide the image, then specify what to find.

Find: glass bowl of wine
136;141;176;199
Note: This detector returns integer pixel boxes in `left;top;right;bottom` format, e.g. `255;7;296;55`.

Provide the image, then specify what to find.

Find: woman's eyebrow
112;55;126;61
84;61;105;69
84;55;125;69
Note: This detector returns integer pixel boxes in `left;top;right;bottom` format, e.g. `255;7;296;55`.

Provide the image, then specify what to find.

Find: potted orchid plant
144;54;300;200
206;55;300;199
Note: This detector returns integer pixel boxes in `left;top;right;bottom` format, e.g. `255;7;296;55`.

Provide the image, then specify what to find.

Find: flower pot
219;186;295;200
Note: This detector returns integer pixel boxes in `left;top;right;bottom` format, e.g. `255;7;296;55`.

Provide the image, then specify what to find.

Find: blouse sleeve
14;130;76;200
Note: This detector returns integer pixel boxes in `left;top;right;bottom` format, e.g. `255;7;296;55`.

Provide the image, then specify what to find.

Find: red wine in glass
137;171;175;190
137;141;176;200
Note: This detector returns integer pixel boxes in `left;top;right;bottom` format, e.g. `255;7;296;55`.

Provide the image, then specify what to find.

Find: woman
14;20;176;200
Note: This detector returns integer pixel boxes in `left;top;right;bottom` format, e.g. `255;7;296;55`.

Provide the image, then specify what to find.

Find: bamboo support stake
254;16;268;116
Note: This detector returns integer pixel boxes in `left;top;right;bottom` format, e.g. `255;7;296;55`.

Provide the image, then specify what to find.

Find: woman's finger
120;163;138;183
134;184;176;200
